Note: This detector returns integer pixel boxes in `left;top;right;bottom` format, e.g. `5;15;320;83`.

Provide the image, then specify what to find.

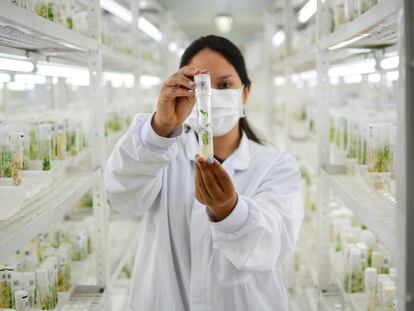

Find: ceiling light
177;48;185;57
100;0;162;42
104;72;134;88
380;56;399;70
386;71;399;81
65;77;90;86
0;72;11;83
308;79;317;87
298;0;317;23
0;58;34;72
14;74;46;84
273;76;286;86
272;31;285;47
100;0;132;23
214;15;233;34
368;73;381;83
140;75;161;89
7;81;35;91
36;62;89;85
346;48;372;54
329;58;376;77
168;42;178;53
329;33;370;50
330;76;340;85
0;52;28;60
299;70;317;80
138;17;162;42
344;74;362;84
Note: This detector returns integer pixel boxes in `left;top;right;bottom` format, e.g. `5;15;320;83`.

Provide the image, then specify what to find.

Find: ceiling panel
158;0;274;47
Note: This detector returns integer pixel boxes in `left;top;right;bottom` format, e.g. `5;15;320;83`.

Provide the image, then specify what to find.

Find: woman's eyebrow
217;74;235;80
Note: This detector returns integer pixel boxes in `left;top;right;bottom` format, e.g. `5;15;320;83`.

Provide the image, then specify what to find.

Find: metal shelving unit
0;169;100;262
321;170;397;254
276;0;412;310
314;0;406;309
275;48;317;71
0;0;145;310
0;0;98;54
109;221;142;283
319;0;399;50
287;137;318;174
102;44;139;69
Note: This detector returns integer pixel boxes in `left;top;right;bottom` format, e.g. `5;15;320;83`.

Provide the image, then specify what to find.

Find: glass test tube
194;70;214;159
22;272;36;308
10;132;23;186
365;267;377;311
14;289;29;311
38;124;52;171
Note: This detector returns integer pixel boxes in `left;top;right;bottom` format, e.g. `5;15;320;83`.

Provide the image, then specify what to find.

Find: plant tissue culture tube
194;70;214;159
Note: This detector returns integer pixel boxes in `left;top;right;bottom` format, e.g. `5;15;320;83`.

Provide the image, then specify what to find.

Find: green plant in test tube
29;123;38;160
368;124;391;173
1;135;12;178
195;71;214;158
199;109;210;146
38;124;52;171
35;1;47;18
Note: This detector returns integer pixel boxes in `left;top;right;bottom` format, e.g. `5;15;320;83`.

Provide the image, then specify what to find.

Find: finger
179;66;201;78
162;85;195;100
194;185;204;204
207;157;233;190
164;73;195;89
196;156;223;197
195;161;212;201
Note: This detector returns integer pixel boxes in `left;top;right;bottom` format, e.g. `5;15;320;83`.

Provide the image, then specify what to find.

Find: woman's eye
219;82;232;89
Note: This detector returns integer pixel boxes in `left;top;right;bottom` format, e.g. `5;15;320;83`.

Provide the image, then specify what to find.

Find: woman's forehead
187;49;239;79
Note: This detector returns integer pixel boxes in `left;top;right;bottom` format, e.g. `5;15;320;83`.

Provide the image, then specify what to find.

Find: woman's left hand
195;155;238;222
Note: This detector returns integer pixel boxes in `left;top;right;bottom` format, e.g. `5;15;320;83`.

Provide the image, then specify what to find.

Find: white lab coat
104;113;304;311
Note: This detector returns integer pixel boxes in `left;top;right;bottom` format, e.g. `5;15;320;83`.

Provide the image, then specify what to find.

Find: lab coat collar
184;128;250;172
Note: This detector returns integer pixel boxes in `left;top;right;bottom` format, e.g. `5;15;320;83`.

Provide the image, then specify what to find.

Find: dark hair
180;35;263;145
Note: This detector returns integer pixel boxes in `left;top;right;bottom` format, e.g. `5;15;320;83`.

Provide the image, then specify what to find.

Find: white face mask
185;88;245;137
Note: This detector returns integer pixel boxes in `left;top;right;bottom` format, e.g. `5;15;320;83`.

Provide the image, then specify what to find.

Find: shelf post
131;0;142;112
316;0;331;293
263;10;276;140
88;1;109;307
283;0;293;146
397;1;414;310
162;11;177;77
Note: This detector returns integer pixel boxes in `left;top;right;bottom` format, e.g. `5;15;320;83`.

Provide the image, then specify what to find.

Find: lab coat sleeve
211;151;304;271
104;112;183;214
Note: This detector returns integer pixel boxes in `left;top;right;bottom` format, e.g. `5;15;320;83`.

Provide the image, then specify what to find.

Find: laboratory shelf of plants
273;0;409;310
0;210;141;310
0;0;166;71
0;102;138;309
0;0;174;310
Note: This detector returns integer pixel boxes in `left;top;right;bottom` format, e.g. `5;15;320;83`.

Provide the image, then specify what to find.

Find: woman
105;35;303;311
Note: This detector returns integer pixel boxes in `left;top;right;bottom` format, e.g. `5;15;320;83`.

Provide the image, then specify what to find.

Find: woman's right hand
152;66;200;137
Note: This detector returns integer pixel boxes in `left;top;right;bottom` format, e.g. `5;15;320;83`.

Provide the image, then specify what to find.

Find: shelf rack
287;136;318;174
102;44;139;70
315;0;405;308
321;170;397;254
0;1;148;310
319;1;400;50
0;1;149;70
109;220;143;283
275;48;317;71
0;168;100;262
274;0;413;309
0;0;98;54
